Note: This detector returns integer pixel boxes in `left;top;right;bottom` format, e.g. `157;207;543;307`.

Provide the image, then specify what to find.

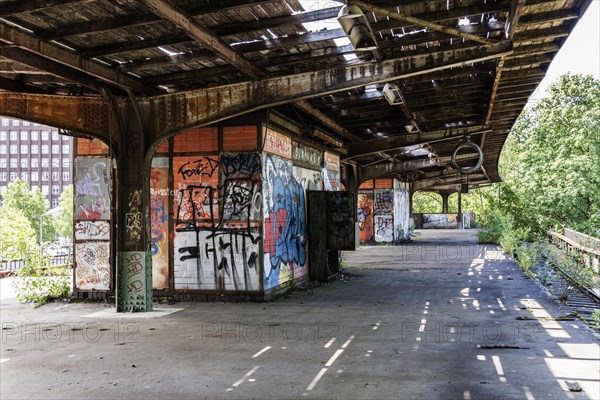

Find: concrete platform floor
1;230;599;399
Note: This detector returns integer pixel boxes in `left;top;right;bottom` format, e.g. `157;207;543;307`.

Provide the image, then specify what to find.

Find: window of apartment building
1;119;9;126
31;144;38;154
0;131;6;140
31;159;39;168
52;185;60;195
62;171;70;181
52;171;59;181
0;145;6;154
0;172;6;181
52;131;59;141
41;185;49;195
21;172;28;181
11;120;19;126
31;171;38;181
62;135;69;142
41;171;49;181
41;130;49;140
62;145;70;154
20;131;28;141
23;121;30;126
9;159;17;168
51;198;59;208
30;184;38;191
41;158;49;168
62;159;70;168
41;145;48;154
52;144;59;154
9;172;17;181
31;131;39;140
0;160;6;168
20;159;28;168
52;159;59;168
20;145;28;154
9;145;17;154
9;131;17;140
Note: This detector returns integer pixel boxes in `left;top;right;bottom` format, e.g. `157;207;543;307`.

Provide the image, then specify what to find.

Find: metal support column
113;99;153;312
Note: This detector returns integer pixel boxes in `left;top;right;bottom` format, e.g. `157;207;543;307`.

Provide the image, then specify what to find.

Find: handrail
548;231;600;257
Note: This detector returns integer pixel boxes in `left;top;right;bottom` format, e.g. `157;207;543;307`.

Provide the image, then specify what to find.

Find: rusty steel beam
360;152;481;181
353;0;494;45
0;91;112;140
0;23;160;95
345;125;491;159
150;40;513;144
141;0;264;80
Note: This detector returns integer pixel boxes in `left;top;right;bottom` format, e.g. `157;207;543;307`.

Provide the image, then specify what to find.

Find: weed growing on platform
12;261;71;307
543;244;597;301
515;243;539;279
592;310;600;331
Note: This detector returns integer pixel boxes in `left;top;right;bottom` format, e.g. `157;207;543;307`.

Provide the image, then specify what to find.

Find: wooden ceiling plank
0;23;160;95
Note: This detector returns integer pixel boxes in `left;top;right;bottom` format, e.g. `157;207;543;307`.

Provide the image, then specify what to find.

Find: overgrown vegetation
471;74;600;245
12;257;71;307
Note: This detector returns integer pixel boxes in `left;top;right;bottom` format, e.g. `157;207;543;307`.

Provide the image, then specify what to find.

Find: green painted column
113;100;153;312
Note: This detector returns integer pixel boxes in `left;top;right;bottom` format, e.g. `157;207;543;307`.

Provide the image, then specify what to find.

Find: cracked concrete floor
1;230;599;399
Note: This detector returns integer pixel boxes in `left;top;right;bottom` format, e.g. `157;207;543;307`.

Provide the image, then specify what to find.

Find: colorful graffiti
174;156;219;226
357;193;374;243
151;159;169;289
263;154;308;290
172;153;262;291
74;158;111;220
75;241;110;290
374;190;393;215
422;214;458;229
74;156;112;291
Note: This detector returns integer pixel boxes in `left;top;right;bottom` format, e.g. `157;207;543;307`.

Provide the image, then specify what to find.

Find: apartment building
0;117;74;208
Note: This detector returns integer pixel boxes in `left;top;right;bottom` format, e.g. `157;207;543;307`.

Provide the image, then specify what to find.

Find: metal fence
0;252;73;271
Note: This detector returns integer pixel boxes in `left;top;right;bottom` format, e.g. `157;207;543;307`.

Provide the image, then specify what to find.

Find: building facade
0;117;74;208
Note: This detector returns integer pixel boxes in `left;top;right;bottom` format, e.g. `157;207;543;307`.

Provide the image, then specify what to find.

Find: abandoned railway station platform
1;0;594;311
1;2;599;396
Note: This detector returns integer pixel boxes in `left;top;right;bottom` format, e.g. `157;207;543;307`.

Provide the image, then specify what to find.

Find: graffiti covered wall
358;179;411;244
73;157;112;290
357;193;374;242
172;153;261;291
150;158;170;289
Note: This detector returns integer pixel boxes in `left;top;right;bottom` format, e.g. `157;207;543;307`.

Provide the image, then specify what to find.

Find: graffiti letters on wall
358;193;374;242
172;153;261;291
263;154;308;290
122;251;146;295
323;152;340;191
74;221;110;241
221;153;262;223
75;241;110;290
374;190;394;242
150;158;169;289
74;157;112;291
74;158;111;220
394;188;410;241
422;214;458;229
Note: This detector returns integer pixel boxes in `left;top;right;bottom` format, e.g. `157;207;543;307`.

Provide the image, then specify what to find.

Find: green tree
1;179;55;243
499;74;600;237
0;206;36;260
55;185;73;240
412;191;442;213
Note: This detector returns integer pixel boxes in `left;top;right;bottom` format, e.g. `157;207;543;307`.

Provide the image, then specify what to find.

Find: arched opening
412;191;443;213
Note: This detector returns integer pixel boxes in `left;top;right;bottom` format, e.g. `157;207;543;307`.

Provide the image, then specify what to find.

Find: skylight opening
458;17;471;26
158;46;184;56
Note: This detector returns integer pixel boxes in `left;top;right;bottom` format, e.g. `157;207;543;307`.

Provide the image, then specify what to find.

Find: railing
0;253;73;272
548;228;600;273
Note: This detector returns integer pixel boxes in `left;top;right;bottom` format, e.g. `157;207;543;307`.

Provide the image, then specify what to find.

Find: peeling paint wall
150;157;169;289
